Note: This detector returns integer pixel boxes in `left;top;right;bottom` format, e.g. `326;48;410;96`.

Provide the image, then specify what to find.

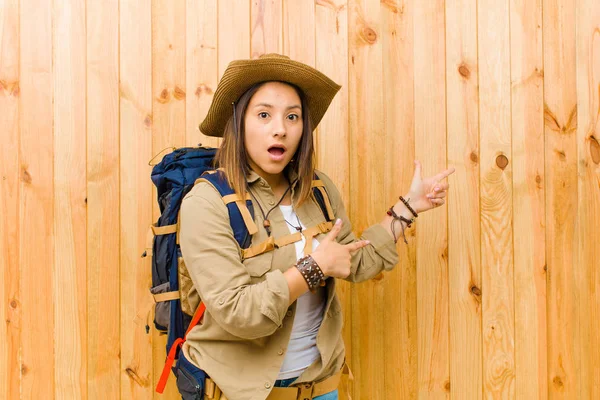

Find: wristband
295;255;325;293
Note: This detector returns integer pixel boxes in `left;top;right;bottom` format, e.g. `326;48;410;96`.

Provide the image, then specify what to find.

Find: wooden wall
1;0;599;398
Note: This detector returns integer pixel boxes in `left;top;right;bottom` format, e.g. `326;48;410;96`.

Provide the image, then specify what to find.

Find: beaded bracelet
387;206;415;244
399;196;418;218
295;255;325;293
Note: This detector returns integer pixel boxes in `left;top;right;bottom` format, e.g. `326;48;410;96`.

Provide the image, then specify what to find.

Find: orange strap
312;180;335;221
195;178;259;236
155;302;207;394
301;221;334;255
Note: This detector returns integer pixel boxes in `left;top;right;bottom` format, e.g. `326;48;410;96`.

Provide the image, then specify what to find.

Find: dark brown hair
215;81;315;207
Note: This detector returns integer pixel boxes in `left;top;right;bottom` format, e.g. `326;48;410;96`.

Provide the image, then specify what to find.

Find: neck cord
282;207;303;232
247;183;292;236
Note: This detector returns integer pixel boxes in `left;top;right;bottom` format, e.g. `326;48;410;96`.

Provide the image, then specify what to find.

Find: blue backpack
147;145;335;396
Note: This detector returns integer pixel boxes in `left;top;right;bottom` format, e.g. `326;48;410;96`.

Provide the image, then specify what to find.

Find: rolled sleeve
179;183;290;340
316;171;399;283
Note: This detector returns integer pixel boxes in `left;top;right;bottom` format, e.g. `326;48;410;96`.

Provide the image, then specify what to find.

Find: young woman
178;53;455;400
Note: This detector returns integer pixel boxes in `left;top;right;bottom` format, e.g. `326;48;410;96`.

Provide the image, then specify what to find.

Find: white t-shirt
276;204;326;380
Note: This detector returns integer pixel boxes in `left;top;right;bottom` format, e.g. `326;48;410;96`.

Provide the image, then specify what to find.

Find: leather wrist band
295;255;325;293
387;206;415;244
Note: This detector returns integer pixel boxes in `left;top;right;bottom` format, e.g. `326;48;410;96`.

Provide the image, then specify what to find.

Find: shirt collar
245;166;300;189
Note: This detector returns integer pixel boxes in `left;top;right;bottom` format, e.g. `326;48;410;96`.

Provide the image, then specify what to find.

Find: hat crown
257;53;290;61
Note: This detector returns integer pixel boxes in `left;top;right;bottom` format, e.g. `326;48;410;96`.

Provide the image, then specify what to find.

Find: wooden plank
509;0;547;398
478;0;515;397
348;0;385;398
315;0;350;397
445;0;482;397
251;0;282;59
0;0;21;398
282;0;316;147
217;0;250;79
120;0;154;398
282;0;314;66
575;0;600;396
413;0;450;396
53;0;87;398
186;0;220;148
152;0;187;397
543;0;580;397
380;0;418;398
19;0;55;397
87;0;121;397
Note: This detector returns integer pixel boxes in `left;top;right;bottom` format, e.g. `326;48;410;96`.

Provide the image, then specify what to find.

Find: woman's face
243;81;303;185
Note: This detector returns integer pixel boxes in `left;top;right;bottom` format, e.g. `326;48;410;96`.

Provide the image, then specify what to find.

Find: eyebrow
253;103;301;111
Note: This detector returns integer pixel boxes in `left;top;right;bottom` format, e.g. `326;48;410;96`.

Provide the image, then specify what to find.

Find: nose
272;117;286;138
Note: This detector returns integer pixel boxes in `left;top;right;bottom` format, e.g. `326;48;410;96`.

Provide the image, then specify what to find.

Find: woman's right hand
310;219;371;279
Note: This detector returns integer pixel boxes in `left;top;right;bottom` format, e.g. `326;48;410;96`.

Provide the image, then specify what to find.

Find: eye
258;112;269;119
288;114;300;121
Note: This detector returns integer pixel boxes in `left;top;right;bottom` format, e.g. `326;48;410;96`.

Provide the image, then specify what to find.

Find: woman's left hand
404;160;456;214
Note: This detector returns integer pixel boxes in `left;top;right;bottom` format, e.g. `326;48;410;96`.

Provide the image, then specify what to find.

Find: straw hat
199;53;342;137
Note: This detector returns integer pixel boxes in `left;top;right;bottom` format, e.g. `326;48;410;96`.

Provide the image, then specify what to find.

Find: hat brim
199;57;341;137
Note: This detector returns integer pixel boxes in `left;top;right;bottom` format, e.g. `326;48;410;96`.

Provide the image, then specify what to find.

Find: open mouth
268;144;287;160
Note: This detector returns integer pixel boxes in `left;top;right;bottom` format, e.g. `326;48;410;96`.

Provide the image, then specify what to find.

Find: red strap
155;302;207;393
186;302;206;336
156;337;184;393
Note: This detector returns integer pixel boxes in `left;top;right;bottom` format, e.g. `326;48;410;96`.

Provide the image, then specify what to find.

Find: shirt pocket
242;251;273;281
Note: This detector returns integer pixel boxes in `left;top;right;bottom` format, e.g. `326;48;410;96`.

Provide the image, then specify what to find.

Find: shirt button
218;298;224;305
286;310;293;317
265;382;272;389
278;348;284;355
268;200;275;206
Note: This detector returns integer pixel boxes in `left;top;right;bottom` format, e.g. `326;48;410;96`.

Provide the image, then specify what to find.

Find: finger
428;190;448;200
345;240;371;253
413;160;422;179
430;198;445;206
323;218;343;243
434;167;456;181
433;182;449;192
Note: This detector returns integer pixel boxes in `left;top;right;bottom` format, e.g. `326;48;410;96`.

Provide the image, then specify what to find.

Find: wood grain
87;0;120;398
575;0;600;396
54;0;87;397
414;0;450;396
544;0;580;397
446;0;483;397
380;0;418;398
217;0;250;79
120;0;153;398
3;2;600;398
0;0;21;398
251;0;282;59
348;0;385;398
152;0;187;397
315;0;350;397
510;0;548;398
186;0;220;148
283;0;315;66
20;0;55;397
478;0;516;397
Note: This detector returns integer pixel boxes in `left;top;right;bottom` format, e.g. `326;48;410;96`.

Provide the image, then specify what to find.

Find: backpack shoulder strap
311;172;335;222
194;170;256;249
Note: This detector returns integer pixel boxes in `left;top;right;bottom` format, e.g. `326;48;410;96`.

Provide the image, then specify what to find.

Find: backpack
145;145;336;396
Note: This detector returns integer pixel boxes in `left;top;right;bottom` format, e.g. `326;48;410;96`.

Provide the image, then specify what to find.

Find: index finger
323;218;343;243
434;166;456;181
345;240;371;253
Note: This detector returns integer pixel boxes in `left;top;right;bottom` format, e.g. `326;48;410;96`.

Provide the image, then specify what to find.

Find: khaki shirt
179;168;399;400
